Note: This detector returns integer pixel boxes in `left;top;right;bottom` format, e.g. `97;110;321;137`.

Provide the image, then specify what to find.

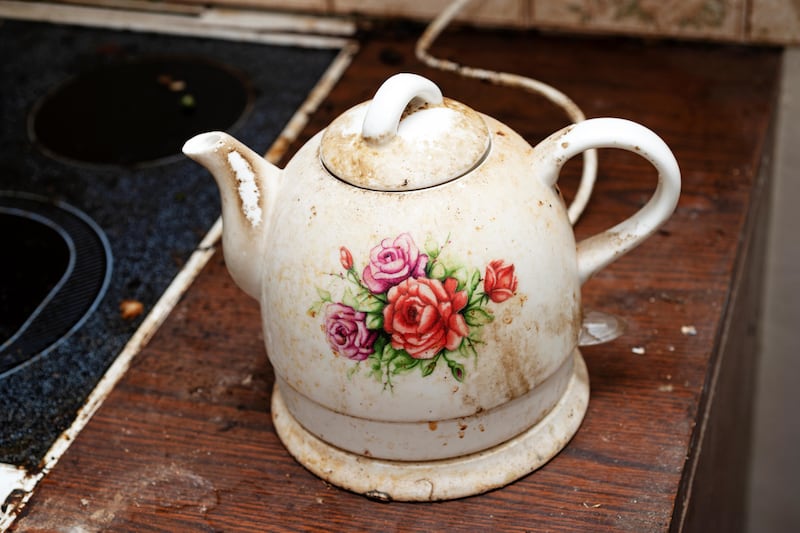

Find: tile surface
333;0;524;26
531;0;745;40
179;0;330;11
749;0;800;42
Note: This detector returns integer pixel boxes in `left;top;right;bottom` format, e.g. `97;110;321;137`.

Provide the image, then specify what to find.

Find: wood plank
12;25;781;531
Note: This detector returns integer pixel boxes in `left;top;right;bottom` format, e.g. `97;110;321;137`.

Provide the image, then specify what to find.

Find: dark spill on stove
0;19;337;468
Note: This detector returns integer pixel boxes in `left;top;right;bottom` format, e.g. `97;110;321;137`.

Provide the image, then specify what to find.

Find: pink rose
362;233;428;294
484;260;518;303
324;303;377;361
383;277;469;359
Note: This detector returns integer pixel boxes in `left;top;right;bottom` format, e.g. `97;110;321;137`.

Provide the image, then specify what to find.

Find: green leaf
341;287;357;308
307;300;324;318
356;293;385;313
372;291;388;303
459;340;479;360
369;356;382;377
468;290;486;307
420;357;439;377
468;269;481;294
365;312;384;330
464;307;494;327
429;261;447;281
424;235;440;259
373;334;388;353
390;352;418;374
316;287;332;302
451;267;469;291
382;342;403;363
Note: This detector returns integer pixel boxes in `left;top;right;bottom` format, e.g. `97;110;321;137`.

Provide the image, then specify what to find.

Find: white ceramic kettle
183;73;680;501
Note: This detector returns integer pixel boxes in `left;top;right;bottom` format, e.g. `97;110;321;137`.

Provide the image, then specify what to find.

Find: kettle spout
183;131;280;300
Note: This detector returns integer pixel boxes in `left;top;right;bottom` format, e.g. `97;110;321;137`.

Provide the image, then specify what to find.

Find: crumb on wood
681;325;697;336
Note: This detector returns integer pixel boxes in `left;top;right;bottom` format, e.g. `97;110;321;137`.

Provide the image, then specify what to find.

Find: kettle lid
320;73;490;191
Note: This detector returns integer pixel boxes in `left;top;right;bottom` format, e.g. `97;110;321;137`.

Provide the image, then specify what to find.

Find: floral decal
309;233;517;387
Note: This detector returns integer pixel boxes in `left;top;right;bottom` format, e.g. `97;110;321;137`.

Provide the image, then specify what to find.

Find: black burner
0;193;112;376
0;213;69;344
30;56;253;167
0;19;337;468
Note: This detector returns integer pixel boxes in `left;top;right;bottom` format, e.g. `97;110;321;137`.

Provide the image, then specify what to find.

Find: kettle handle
362;73;443;143
535;118;681;285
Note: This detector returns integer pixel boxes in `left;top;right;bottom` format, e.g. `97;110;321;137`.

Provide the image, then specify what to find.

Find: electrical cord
415;0;597;224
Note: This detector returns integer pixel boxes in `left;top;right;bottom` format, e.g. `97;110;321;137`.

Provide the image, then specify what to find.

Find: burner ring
28;55;255;169
0;192;113;377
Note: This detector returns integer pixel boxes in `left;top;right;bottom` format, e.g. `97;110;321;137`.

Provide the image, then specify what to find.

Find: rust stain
499;345;530;401
428;421;438;431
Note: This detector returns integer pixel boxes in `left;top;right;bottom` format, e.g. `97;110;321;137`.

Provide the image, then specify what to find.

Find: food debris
168;80;186;92
119;299;144;320
681;325;697;336
582;502;602;508
156;74;187;92
658;384;675;392
180;94;196;108
631;346;646;355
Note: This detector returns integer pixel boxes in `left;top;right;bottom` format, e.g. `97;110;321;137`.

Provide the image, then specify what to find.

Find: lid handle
361;73;443;144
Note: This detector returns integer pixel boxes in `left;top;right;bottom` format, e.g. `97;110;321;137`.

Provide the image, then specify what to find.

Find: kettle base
271;349;589;501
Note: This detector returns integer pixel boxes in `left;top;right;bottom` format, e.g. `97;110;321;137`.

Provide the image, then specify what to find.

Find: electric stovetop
0;15;338;477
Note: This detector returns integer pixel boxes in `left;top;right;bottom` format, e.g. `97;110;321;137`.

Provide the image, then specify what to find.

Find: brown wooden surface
13;25;781;532
679;119;775;533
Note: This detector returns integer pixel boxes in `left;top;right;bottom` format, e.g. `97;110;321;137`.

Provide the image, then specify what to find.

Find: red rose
484;260;518;303
383;277;469;359
339;246;353;270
